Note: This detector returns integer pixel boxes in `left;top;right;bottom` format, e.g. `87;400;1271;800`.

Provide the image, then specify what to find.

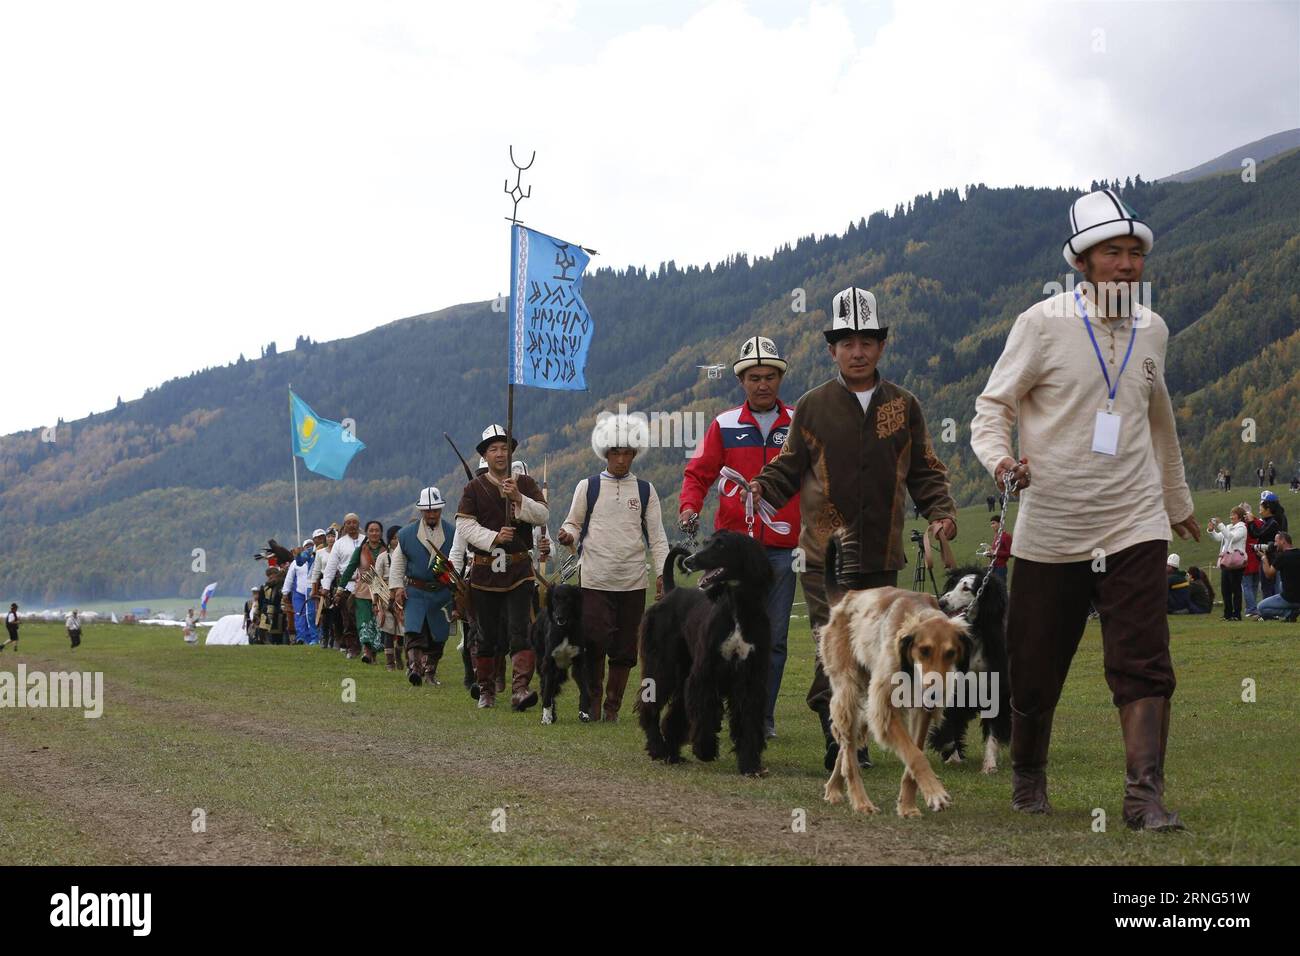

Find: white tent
204;614;249;646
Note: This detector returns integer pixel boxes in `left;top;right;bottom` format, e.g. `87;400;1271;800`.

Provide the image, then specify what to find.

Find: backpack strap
578;475;602;555
637;479;650;545
578;476;652;551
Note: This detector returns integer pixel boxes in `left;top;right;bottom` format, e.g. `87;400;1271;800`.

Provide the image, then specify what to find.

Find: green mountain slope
5;149;1300;603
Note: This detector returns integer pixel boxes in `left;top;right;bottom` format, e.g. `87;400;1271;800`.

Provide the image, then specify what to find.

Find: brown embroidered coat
755;370;956;572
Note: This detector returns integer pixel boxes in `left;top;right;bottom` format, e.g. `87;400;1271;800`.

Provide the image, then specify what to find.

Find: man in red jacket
680;335;800;739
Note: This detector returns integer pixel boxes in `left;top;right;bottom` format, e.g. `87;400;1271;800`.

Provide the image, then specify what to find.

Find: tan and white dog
819;567;971;817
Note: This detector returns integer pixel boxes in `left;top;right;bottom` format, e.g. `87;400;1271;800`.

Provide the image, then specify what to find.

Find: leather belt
472;551;531;566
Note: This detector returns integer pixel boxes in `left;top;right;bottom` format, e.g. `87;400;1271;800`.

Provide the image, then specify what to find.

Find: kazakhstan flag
289;391;365;480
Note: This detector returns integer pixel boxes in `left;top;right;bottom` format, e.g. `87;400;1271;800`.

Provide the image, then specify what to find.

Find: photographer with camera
1258;532;1300;621
1208;508;1248;621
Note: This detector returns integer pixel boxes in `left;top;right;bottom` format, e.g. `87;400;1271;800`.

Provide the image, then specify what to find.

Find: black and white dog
530;582;593;725
931;565;1011;773
637;531;772;776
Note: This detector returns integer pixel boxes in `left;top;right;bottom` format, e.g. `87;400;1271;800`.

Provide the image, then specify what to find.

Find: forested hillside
5;147;1299;603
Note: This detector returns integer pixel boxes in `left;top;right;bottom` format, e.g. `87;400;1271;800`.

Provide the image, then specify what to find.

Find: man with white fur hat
558;413;670;722
455;424;549;710
752;287;958;774
971;188;1199;831
680;334;800;739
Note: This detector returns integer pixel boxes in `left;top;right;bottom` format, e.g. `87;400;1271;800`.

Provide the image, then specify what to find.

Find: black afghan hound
530;582;594;724
930;564;1011;772
637;530;773;776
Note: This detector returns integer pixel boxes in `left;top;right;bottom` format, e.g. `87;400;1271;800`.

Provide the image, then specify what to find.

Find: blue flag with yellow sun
289;391;364;480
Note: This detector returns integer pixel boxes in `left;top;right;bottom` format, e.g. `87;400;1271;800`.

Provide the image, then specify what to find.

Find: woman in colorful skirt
374;525;405;671
339;520;388;665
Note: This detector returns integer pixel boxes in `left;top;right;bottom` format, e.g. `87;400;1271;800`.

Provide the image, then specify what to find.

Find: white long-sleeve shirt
971;291;1193;563
322;534;360;592
454;487;549;554
282;556;314;597
560;472;670;592
1209;521;1247;556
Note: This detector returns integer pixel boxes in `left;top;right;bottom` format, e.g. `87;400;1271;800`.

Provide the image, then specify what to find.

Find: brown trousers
473;583;535;657
581;587;645;709
801;567;898;714
1007;539;1176;714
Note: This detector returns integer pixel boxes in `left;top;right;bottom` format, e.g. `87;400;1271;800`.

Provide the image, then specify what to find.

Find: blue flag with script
289;391;365;480
508;225;593;389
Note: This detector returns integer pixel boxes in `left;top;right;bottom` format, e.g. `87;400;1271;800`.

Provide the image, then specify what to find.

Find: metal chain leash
970;472;1019;610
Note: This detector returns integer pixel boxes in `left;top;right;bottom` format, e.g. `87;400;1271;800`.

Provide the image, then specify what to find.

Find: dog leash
968;473;1018;614
716;466;791;539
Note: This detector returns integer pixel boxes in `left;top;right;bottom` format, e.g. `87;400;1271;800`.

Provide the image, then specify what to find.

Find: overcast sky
2;0;1297;436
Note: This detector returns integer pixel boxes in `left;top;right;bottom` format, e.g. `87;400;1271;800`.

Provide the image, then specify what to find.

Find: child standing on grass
1;603;17;651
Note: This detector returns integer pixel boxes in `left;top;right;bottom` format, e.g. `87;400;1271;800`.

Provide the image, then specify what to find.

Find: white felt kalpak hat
591;413;649;460
476;423;518;456
415;486;445;510
312;528;327;538
1167;553;1181;569
733;335;788;376
825;286;886;343
1063;188;1154;268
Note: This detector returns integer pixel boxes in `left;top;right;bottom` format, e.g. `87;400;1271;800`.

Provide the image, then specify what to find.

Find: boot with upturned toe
1119;697;1186;832
510;650;539;711
1010;706;1054;813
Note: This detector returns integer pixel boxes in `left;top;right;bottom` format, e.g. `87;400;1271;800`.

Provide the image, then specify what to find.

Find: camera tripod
910;530;940;597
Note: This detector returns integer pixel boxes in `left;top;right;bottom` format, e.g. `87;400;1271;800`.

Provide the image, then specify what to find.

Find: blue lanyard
1075;290;1137;409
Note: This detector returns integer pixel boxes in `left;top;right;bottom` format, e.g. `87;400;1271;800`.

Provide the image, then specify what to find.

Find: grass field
2;608;1295;866
4;487;1297;866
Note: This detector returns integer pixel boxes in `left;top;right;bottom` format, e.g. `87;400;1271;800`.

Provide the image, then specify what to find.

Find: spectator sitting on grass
1186;567;1214;615
1258;532;1300;621
1166;554;1193;614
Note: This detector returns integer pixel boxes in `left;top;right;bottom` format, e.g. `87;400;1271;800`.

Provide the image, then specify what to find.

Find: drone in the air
697;363;726;380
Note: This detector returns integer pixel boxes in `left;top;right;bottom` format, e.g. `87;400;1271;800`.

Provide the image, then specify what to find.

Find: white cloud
0;0;1295;435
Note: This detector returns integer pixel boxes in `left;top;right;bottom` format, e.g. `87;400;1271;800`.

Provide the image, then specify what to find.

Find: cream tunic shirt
971;291;1193;564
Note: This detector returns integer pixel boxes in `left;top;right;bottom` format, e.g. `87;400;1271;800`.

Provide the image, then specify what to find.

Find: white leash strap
716;466;792;538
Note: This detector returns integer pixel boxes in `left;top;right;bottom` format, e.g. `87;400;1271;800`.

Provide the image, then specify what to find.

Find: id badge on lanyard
1076;290;1137;457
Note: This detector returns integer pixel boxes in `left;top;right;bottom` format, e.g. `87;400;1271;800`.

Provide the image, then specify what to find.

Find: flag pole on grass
502;145;597;502
289;384;302;546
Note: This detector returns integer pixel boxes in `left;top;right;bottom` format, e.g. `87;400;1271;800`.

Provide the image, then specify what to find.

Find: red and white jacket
680;402;800;549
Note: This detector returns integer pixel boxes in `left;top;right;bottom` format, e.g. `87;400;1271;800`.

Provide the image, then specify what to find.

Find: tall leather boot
1010;706;1054;813
495;654;507;695
1119;697;1185;832
602;664;632;722
510;650;539;711
406;647;425;687
394;638;404;671
423;642;444;687
475;654;496;708
384;647;397;671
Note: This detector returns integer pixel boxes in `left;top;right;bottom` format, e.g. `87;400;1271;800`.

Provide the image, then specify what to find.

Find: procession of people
9;190;1273;836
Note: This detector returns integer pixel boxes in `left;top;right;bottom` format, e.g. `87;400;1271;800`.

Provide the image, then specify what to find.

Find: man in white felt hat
752;287;958;775
680;335;801;739
390;486;458;686
971;188;1199;831
557;413;670;723
455;424;549;710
